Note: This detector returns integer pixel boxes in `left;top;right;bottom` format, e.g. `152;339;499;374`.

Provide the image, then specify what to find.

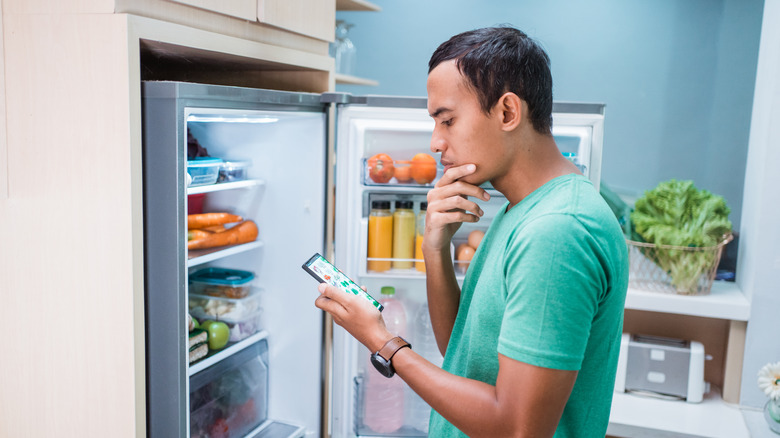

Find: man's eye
441;119;453;126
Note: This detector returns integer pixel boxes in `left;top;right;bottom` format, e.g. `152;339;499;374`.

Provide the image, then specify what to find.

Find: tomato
393;160;412;183
410;153;437;184
209;418;229;438
367;153;395;183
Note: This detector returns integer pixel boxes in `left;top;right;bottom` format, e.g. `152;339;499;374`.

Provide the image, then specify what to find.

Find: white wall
737;0;780;409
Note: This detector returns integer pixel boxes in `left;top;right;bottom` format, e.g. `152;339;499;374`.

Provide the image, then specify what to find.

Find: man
315;26;628;437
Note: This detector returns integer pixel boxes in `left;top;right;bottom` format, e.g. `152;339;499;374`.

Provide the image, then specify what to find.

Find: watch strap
377;336;411;362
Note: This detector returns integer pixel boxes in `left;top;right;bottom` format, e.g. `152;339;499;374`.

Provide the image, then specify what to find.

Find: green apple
201;320;230;350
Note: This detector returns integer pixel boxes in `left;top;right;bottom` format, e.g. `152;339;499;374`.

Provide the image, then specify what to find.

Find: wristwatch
370;336;412;378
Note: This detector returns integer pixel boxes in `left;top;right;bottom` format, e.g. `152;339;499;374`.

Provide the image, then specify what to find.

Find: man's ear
497;92;523;131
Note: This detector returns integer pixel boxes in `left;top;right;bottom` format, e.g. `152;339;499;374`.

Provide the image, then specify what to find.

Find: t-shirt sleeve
497;213;606;371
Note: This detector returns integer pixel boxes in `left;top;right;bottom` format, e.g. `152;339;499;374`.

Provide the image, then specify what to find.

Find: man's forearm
423;245;461;355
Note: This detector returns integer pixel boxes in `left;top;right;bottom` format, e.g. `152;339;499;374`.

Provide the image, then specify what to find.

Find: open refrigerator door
143;82;328;438
328;99;605;438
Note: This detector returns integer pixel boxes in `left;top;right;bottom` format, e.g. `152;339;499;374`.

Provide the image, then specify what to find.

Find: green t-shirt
429;174;629;437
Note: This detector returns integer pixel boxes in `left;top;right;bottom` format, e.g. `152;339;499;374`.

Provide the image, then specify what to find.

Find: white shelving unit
610;281;752;437
625;280;750;321
608;389;749;437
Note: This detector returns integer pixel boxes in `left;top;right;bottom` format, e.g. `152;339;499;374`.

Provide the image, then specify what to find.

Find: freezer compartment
190;339;269;438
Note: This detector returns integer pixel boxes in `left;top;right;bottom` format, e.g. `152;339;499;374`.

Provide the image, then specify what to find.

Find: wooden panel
258;0;335;42
167;0;256;21
0;0;7;199
2;0;115;14
131;15;334;92
336;0;380;12
722;320;746;403
0;12;142;438
623;309;730;391
116;0;330;56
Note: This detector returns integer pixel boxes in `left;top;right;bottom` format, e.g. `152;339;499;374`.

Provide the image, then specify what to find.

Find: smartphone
302;253;384;312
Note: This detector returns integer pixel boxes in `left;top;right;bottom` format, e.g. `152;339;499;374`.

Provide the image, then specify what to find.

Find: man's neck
491;133;580;209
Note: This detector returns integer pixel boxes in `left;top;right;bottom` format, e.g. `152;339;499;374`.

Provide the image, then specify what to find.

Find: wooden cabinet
0;1;335;436
258;0;335;42
167;0;256;21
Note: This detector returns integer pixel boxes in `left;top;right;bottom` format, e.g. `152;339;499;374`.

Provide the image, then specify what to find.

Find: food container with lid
218;159;252;182
187;157;223;186
188;287;264;341
189;267;255;299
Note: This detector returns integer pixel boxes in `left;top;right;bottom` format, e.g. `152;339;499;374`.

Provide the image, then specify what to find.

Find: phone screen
302;253;384;312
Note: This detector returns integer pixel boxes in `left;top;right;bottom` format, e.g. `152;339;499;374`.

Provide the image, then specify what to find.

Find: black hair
428;26;553;134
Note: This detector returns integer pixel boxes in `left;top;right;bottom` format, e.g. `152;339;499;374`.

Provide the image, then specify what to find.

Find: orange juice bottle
392;200;416;269
368;201;393;272
415;202;427;272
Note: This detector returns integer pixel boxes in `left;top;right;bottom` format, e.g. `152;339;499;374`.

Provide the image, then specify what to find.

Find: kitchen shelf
189;330;269;376
607;389;749;437
188;240;264;267
624;280;749;321
186;178;265;195
336;0;381;12
335;73;379;86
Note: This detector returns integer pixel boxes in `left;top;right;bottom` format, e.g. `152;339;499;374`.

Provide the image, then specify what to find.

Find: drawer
190;339;269;437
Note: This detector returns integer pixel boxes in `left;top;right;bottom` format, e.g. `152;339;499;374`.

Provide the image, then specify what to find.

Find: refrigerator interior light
186;114;279;124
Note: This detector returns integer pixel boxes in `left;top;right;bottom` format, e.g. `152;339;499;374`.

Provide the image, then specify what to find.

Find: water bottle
363;286;407;433
406;302;443;432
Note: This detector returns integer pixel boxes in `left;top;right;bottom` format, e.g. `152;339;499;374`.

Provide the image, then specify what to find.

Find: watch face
370;352;395;378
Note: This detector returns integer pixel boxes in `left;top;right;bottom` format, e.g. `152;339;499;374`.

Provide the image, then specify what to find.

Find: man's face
426;60;506;186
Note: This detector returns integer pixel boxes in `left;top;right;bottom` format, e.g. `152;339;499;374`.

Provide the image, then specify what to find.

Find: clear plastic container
188;288;261;323
190;339;268;437
190;267;255;299
188;287;263;342
187;157;223;186
218;159;252;183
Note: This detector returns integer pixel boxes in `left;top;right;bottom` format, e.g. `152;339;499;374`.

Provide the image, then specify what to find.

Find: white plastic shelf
624;281;750;321
608;389;749;437
186;178;265;195
189;330;269;376
187;240;264;268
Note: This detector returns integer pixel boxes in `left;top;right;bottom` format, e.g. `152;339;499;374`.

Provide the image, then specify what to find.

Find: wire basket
626;234;733;296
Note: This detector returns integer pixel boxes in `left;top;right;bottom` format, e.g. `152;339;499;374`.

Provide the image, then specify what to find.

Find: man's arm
423;163;490;354
315;284;577;438
394;349;577;438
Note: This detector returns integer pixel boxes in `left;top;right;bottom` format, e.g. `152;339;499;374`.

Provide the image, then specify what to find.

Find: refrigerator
141;81;605;438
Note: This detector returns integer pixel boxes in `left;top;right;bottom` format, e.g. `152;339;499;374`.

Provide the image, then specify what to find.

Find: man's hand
424;164;491;252
314;283;393;352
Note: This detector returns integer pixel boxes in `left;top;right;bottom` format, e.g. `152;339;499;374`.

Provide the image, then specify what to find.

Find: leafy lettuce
630;180;732;293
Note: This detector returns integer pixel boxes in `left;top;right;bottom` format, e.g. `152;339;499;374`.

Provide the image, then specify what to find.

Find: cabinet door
168;0;256;21
258;0;335;42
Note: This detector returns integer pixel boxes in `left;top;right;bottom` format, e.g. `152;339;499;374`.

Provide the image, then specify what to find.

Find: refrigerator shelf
188;240;264;268
245;419;306;438
187;178;266;195
189;330;269;376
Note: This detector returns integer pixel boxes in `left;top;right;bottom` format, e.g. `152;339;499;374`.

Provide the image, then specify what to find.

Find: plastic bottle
406;302;443;432
368;200;393;272
415;202;427;272
363;286;407;434
392;200;416;269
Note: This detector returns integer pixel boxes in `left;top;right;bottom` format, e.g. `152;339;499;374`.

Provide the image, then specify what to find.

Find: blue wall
337;0;764;228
